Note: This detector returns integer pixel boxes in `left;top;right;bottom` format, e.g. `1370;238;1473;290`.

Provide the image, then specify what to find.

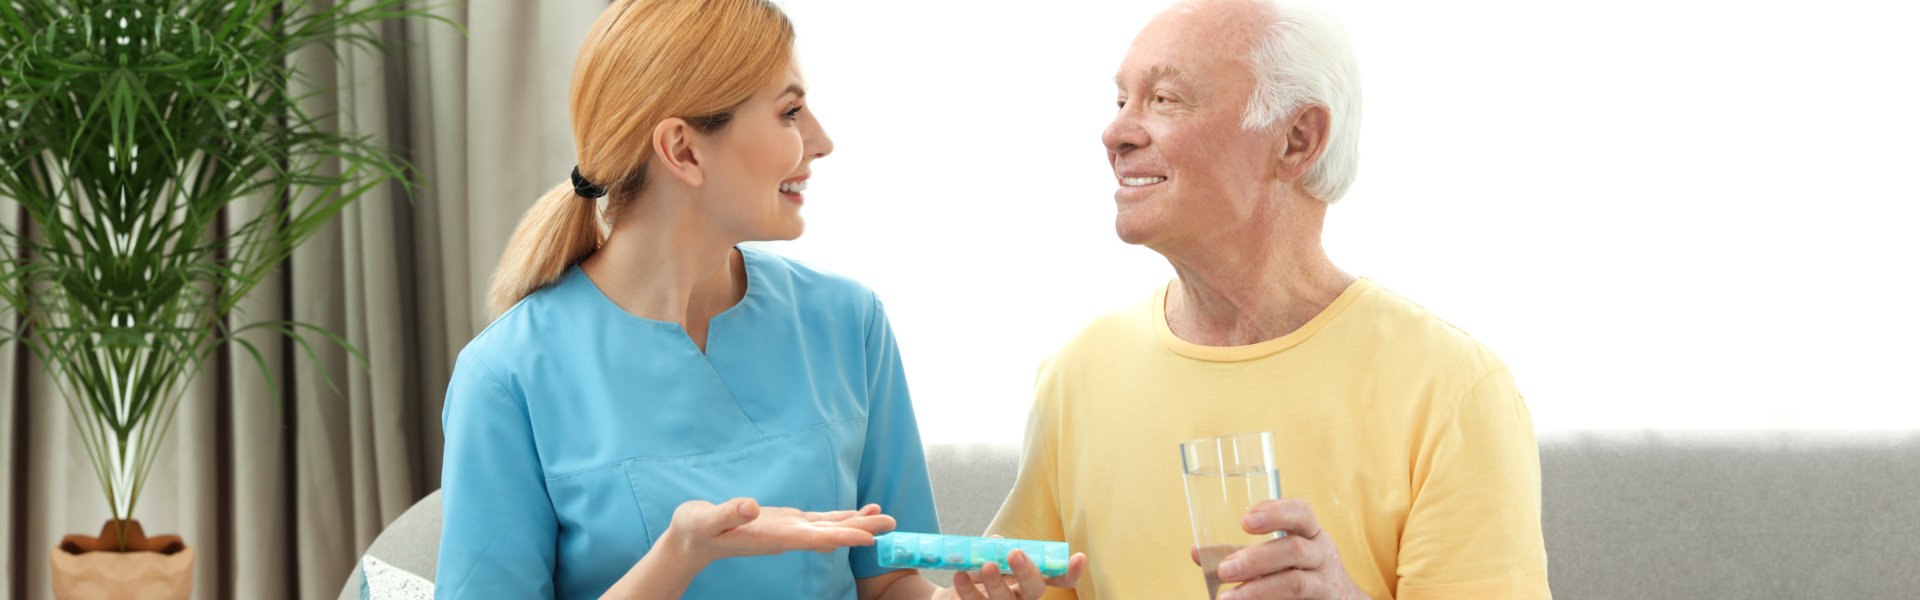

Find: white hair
1241;0;1362;204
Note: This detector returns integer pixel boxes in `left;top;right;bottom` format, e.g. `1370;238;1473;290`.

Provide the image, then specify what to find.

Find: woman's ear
652;117;706;188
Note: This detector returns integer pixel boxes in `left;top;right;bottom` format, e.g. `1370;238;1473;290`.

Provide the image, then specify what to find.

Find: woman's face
695;58;833;242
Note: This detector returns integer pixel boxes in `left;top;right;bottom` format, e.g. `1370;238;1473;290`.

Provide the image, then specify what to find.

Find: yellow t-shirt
986;279;1550;600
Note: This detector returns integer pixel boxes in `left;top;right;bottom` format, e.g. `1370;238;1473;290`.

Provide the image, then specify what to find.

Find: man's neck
1158;208;1355;347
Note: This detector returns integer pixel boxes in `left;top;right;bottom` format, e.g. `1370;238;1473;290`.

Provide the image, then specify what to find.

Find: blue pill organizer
874;532;1070;576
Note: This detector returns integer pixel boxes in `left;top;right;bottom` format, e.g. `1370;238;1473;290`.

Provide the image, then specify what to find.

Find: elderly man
982;1;1551;599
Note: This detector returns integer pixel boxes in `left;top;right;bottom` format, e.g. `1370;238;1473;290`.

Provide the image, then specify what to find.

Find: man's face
1102;0;1283;249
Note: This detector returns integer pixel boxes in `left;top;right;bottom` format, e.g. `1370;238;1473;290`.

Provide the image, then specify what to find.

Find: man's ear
652;117;706;188
1275;104;1331;183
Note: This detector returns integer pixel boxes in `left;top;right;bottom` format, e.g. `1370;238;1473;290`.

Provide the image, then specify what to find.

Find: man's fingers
1006;550;1047;596
978;562;1019;600
1244;498;1323;539
952;571;988;600
1044;553;1089;589
1218;535;1321;583
1220;568;1328;600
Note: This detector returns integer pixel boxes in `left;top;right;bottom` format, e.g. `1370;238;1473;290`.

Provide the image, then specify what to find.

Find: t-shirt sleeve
1396;367;1552;600
435;357;560;599
850;293;942;579
985;359;1079;599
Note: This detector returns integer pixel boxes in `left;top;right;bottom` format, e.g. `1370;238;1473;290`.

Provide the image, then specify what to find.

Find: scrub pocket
622;425;846;594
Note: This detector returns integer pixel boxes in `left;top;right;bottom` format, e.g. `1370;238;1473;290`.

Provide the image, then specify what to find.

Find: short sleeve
850;294;942;579
435;357;561;599
985;358;1077;600
1397;368;1552;600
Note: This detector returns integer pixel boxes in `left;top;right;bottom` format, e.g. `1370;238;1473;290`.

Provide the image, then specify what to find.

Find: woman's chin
763;220;805;242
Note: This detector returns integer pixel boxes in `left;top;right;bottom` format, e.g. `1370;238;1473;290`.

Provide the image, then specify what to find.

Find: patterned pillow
360;555;434;600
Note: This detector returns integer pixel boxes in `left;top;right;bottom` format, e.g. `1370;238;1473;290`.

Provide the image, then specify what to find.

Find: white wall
768;0;1920;443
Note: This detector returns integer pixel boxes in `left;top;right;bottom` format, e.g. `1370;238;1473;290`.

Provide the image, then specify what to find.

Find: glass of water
1181;431;1282;600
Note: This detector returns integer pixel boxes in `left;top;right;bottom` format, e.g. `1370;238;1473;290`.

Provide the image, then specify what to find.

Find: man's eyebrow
1114;64;1197;88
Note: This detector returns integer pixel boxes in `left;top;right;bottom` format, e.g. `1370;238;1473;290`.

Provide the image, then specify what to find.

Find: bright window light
766;0;1920;442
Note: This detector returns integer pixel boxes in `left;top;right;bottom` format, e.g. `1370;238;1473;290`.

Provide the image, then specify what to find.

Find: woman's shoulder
742;245;884;316
455;269;604;372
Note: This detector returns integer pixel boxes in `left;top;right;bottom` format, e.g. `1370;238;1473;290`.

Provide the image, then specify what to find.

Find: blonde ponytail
486;182;604;317
483;0;794;318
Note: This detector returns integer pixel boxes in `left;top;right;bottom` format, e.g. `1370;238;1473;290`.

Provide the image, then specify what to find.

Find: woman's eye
783;106;803;120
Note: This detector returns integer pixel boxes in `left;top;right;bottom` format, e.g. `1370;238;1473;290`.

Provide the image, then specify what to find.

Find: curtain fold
1;2;606;598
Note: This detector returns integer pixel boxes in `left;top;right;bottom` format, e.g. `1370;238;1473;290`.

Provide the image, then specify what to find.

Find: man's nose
1103;110;1146;155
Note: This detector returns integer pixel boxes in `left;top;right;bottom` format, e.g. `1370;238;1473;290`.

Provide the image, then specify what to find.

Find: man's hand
936;536;1088;600
1202;499;1365;600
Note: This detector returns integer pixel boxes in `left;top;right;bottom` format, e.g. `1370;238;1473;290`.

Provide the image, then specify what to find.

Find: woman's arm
598;525;708;600
859;569;936;600
602;498;900;599
436;361;562;598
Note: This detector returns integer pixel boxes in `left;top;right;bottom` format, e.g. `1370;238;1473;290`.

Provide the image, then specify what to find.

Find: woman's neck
578;197;747;340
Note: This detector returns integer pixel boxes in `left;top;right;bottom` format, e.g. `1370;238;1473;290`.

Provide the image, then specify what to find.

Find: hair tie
571;165;608;199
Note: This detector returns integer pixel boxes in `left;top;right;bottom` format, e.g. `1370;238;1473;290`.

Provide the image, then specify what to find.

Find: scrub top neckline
567;246;764;333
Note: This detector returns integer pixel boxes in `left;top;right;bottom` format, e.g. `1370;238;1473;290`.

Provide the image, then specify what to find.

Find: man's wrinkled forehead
1115;0;1267;88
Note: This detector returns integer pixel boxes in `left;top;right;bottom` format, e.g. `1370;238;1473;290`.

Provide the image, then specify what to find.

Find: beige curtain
2;1;610;598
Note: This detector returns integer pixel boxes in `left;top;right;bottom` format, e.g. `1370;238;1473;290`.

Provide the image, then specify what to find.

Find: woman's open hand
667;498;898;564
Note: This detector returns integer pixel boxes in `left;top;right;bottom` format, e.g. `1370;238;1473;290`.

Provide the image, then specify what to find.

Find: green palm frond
0;1;457;550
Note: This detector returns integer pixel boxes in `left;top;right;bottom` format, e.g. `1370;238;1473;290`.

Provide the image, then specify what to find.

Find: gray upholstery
342;431;1920;599
1539;430;1920;598
337;489;442;600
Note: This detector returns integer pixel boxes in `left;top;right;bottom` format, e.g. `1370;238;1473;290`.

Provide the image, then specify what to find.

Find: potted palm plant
0;2;448;597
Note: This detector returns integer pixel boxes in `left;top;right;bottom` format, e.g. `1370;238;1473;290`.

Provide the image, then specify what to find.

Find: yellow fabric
987;279;1550;600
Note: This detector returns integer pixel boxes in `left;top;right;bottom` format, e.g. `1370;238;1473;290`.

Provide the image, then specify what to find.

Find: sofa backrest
345;431;1920;599
924;431;1920;598
1536;430;1920;598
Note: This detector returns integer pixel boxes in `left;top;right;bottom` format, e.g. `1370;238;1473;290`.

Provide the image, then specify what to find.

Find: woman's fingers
805;508;865;521
679;497;758;536
826;513;897;534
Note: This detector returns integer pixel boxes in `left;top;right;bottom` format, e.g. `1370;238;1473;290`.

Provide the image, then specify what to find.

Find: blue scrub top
435;247;940;599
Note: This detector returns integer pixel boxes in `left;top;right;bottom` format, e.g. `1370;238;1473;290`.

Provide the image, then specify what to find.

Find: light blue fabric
435;247;940;600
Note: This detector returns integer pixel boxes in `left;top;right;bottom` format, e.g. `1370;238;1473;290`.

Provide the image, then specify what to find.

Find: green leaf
0;0;456;526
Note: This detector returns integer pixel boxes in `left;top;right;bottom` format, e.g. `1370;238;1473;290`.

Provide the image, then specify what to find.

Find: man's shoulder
1043;291;1158;369
1342;281;1508;378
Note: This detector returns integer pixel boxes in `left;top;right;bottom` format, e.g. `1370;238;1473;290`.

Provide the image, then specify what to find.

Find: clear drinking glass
1181;431;1282;600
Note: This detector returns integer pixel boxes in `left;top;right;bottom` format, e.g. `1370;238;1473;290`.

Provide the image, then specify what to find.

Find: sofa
340;430;1920;599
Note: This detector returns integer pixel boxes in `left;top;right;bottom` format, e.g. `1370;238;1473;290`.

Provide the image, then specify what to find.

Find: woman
435;1;1083;599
